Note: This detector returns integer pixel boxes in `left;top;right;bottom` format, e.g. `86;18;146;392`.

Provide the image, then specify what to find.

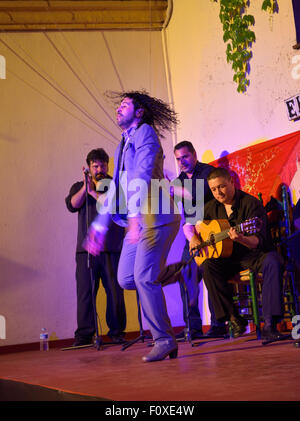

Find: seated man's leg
205;294;228;337
196;265;227;336
179;251;227;337
202;257;238;321
202;257;247;338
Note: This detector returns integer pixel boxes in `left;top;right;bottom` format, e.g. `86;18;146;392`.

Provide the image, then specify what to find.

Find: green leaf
215;0;256;93
223;31;231;42
226;43;232;53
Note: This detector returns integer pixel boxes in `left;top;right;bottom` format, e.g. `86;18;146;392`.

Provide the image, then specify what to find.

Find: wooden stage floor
1;332;300;404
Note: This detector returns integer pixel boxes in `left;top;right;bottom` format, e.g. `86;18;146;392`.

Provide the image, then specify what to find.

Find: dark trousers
180;243;223;331
202;251;283;322
75;252;126;340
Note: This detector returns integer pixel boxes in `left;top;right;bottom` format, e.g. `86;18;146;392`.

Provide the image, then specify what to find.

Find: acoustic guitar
192;217;262;266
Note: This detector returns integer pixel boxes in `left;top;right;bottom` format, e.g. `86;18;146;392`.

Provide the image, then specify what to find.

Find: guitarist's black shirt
204;189;274;268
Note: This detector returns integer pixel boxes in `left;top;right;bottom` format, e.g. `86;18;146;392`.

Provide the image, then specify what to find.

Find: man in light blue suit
84;91;181;362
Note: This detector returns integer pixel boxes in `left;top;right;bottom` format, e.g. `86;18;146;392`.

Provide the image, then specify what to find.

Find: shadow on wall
0;255;41;291
210;149;242;189
0;131;19;143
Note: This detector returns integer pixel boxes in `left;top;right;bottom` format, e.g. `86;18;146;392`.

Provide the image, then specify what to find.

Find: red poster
210;130;300;204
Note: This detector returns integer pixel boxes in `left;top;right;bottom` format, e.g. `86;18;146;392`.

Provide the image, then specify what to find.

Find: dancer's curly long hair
107;90;179;138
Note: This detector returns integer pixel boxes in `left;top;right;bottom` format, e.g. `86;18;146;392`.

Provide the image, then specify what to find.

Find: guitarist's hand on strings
228;227;259;249
183;224;206;257
228;227;242;242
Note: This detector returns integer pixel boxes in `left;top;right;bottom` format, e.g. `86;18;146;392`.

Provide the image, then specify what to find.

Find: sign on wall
285;94;300;121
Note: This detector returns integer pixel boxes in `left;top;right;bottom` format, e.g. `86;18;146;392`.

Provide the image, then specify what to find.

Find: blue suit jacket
95;123;181;229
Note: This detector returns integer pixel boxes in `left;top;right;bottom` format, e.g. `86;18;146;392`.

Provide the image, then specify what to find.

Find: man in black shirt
174;141;226;339
190;167;284;342
65;148;126;346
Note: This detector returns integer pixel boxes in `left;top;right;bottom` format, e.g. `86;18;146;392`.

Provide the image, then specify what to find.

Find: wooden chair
228;186;300;339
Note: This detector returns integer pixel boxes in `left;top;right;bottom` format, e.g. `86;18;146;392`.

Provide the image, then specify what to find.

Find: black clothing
290;200;300;289
177;161;214;222
294;199;300;221
75;253;126;339
202;251;283;322
176;161;222;329
65;178;126;340
202;189;283;322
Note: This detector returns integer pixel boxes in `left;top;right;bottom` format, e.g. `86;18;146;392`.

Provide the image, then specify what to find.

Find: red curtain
209;130;300;204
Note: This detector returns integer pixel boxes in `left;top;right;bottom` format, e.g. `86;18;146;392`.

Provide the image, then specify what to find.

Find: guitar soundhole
209;233;215;245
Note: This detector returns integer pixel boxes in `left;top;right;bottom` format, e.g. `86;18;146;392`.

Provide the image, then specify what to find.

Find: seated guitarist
189;167;285;342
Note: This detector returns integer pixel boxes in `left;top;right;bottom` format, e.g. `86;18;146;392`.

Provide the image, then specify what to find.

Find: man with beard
84;91;181;362
65;148;126;347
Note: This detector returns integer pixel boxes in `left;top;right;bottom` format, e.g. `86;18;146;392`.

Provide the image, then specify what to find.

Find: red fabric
209;130;300;204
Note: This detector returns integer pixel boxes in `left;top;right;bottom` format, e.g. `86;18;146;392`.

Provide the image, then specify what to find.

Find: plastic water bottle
40;328;49;351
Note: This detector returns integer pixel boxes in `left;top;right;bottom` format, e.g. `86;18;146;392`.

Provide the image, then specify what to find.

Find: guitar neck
194;217;261;259
214;224;242;243
200;223;242;248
